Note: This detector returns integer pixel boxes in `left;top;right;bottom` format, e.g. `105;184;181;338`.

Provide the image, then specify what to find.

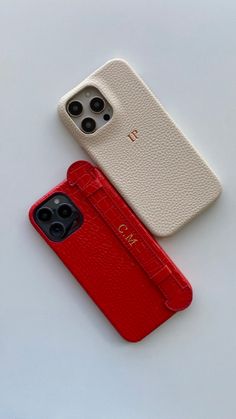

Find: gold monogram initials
128;129;138;142
118;224;138;246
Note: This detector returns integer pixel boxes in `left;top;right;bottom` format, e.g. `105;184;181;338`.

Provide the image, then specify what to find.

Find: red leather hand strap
67;162;192;312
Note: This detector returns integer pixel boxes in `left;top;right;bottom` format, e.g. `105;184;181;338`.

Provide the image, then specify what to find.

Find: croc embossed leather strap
67;161;192;312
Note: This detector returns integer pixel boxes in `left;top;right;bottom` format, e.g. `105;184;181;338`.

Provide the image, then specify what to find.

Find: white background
0;1;235;418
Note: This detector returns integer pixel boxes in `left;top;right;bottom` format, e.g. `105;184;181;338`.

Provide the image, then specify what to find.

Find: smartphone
29;161;192;342
58;58;221;237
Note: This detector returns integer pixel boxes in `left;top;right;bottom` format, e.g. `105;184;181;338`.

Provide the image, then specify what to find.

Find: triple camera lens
36;204;72;240
67;96;106;134
35;194;83;242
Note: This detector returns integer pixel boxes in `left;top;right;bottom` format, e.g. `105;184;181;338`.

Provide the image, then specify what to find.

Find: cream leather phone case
58;59;221;237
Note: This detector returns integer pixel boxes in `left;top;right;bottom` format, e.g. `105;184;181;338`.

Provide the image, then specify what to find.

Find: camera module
67;101;83;117
90;97;104;113
81;117;96;133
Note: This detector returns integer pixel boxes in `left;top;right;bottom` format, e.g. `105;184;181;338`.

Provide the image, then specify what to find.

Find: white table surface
0;1;235;418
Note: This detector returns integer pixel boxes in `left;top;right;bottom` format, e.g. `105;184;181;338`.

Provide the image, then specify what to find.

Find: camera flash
85;91;91;98
54;198;60;205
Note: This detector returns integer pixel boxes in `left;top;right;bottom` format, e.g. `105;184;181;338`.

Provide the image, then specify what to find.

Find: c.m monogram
118;224;138;246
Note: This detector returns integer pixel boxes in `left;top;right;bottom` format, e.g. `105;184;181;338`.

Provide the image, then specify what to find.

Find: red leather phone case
29;161;192;342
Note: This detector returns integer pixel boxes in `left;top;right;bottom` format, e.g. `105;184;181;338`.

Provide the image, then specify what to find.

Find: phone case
29;161;192;342
58;58;221;237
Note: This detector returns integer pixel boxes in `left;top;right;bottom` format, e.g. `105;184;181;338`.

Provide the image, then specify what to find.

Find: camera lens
67;101;83;117
81;117;96;133
90;97;104;113
37;207;52;222
49;222;66;239
58;203;73;219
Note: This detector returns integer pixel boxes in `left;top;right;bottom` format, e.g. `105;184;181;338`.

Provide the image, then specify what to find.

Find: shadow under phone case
29;161;192;342
58;59;221;237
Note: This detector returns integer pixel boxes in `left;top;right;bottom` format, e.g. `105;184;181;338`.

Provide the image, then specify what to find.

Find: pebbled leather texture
58;59;222;237
29;161;192;342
